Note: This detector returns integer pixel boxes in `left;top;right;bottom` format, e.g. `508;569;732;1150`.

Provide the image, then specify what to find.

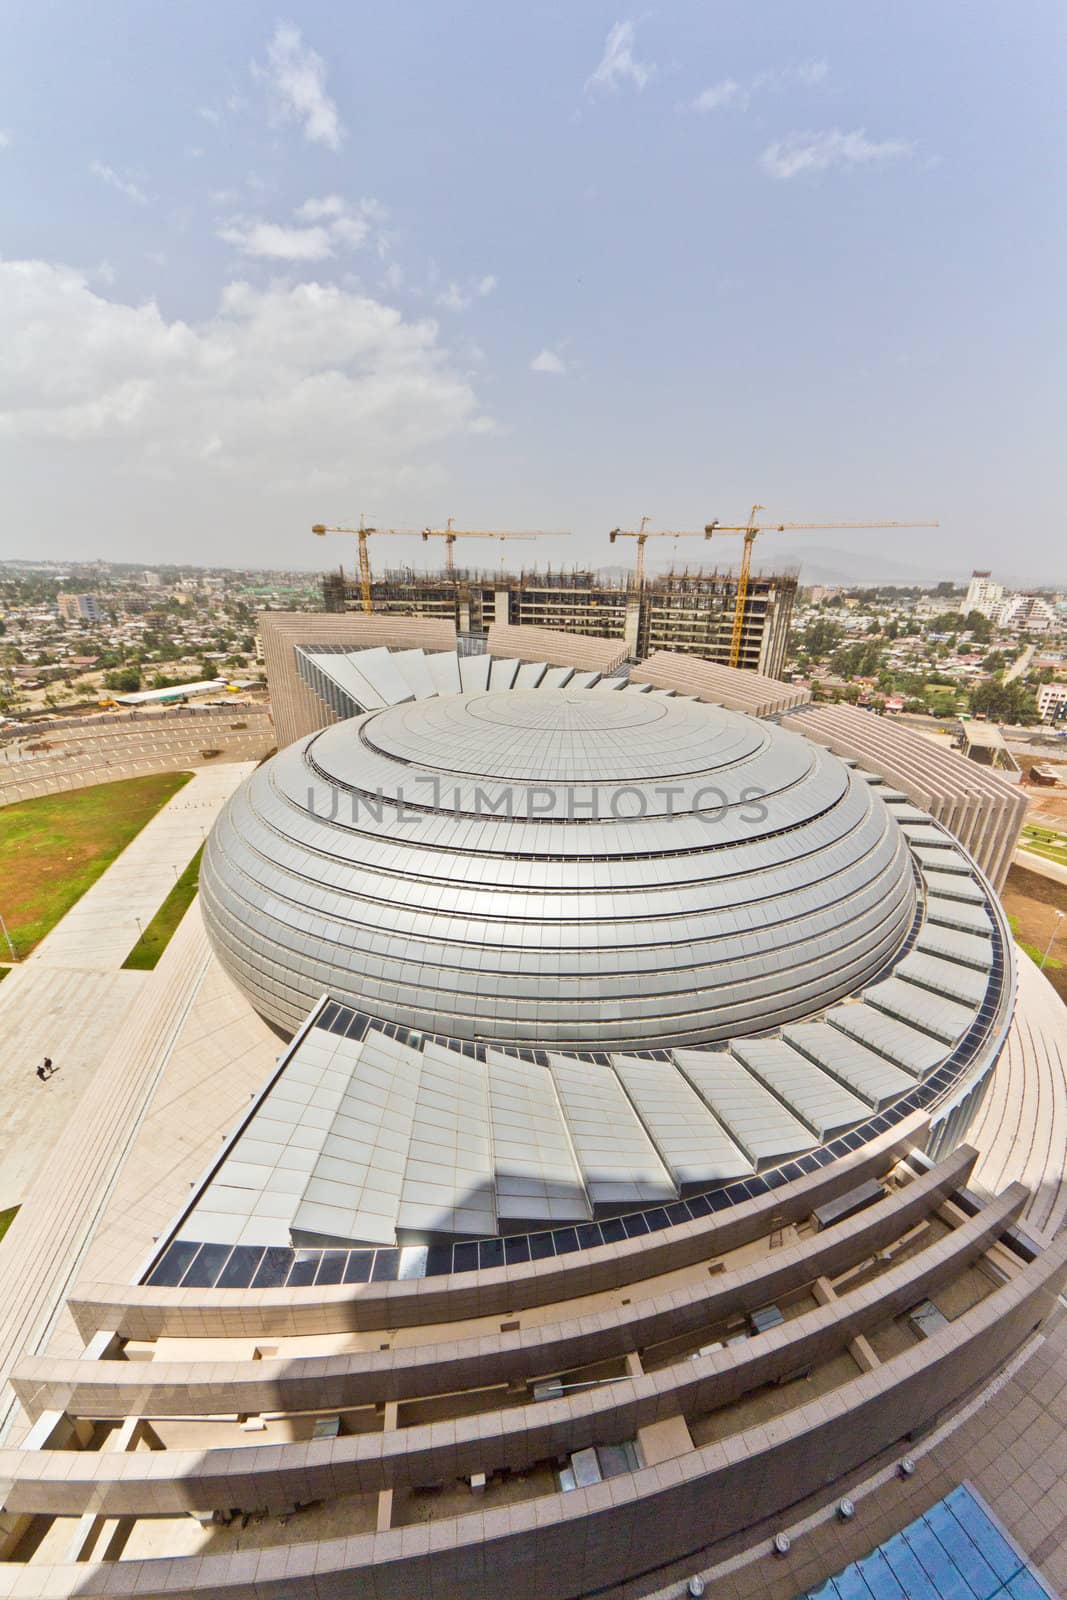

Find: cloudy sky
1;2;1064;582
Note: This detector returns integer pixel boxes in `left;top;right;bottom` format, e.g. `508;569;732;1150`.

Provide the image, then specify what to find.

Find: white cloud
0;131;12;150
89;160;149;205
437;274;497;312
198;106;221;126
585;21;653;95
795;59;829;86
331;213;373;249
691;59;829;113
218;220;334;260
692;79;744;112
220;197;385;261
295;194;346;221
530;348;566;374
0;260;487;488
256;23;344;149
761;127;913;179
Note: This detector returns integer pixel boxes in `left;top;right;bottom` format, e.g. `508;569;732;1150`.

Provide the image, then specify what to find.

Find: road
1004;643;1035;684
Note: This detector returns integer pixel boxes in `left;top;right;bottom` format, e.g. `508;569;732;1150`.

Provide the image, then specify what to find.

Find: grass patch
1008;913;1064;970
122;843;204;970
1020;824;1067;866
0;772;193;958
0;1206;19;1243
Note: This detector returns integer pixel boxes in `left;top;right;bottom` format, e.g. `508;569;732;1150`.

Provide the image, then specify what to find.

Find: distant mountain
761;545;957;586
735;543;1065;590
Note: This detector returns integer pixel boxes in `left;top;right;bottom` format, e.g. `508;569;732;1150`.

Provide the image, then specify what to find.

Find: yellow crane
311;517;418;614
702;508;940;667
421;518;570;574
608;517;709;588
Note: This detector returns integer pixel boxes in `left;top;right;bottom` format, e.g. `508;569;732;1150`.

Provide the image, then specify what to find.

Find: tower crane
702;509;940;668
311;517;418;615
608;518;709;589
421;519;570;574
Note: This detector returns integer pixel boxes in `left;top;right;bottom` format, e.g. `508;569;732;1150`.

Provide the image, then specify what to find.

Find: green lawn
0;1206;19;1243
122;843;204;970
0;772;193;958
1020;825;1067;867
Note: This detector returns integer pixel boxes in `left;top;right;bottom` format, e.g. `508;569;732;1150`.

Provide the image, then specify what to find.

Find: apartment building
56;592;102;623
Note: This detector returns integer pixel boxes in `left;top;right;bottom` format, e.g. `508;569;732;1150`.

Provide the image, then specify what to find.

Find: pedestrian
35;1065;47;1082
42;1056;54;1078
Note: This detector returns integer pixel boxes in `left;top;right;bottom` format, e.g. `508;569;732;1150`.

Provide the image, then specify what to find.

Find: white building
998;593;1057;633
965;571;1003;617
1037;682;1067;721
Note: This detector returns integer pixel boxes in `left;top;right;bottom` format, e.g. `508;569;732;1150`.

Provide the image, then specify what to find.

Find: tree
969;680;1038;723
104;667;141;693
801;618;842;656
928;611;964;633
831;641;884;679
963;610;993;643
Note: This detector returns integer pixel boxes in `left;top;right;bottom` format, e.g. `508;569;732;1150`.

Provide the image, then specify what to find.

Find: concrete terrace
0;764;257;1208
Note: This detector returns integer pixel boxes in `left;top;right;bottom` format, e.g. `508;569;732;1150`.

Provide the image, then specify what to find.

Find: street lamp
1040;910;1065;971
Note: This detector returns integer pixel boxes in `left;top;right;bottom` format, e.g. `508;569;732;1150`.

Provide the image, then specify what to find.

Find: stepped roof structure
0;627;1064;1600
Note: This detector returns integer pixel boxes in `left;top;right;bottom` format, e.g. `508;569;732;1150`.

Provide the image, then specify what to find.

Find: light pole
1040;910;1065;971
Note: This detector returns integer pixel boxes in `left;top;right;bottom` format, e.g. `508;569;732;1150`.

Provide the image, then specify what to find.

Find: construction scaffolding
321;564;799;675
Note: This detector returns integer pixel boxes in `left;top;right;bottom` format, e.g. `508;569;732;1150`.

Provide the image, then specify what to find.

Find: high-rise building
964;570;1003;617
56;592;102;623
322;565;798;676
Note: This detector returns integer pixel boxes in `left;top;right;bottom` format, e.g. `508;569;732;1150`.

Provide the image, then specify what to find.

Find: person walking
43;1056;54;1076
35;1064;47;1082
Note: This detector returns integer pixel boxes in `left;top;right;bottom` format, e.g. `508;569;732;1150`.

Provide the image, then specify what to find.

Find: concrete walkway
1014;848;1067;891
0;905;280;1448
0;762;254;1208
0;967;144;1207
27;762;254;972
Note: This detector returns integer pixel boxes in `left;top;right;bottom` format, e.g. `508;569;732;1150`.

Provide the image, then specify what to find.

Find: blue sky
1;2;1064;582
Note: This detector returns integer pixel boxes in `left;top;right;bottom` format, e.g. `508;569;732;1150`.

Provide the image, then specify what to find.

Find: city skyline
1;3;1064;579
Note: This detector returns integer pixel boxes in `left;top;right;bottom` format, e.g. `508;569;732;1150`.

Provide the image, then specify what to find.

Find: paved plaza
0;762;257;1208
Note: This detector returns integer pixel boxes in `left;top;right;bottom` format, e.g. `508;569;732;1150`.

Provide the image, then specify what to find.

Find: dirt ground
1020;783;1067;826
1001;863;1067;1007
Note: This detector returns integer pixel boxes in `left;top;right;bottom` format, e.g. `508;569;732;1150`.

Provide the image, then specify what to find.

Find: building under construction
322;565;798;676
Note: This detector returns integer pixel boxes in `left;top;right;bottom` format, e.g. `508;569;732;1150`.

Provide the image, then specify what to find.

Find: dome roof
201;687;917;1046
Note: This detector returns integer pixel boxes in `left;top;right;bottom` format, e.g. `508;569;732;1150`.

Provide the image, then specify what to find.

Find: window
799;1484;1055;1600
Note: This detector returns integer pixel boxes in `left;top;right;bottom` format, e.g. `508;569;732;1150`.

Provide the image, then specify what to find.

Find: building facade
0;628;1064;1599
323;565;798;675
56;593;102;623
998;592;1058;633
965;571;1003;617
1037;682;1067;721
